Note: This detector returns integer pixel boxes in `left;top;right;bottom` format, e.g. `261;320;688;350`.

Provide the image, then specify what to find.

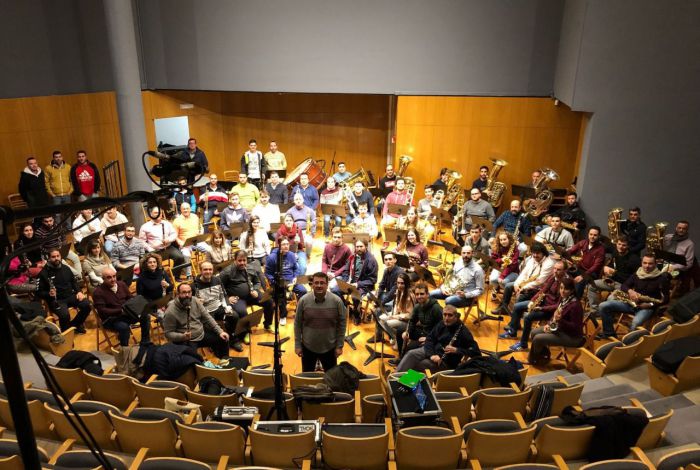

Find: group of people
9;139;699;374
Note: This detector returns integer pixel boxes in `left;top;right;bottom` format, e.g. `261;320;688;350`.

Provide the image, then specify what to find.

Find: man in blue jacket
265;237;307;328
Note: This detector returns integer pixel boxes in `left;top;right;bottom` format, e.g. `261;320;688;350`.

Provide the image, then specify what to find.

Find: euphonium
442;184;463;212
645;222;668;256
607;207;624;244
405;181;416;207
433;190;445;209
344;167;375;188
485;158;508;208
524;168;559;217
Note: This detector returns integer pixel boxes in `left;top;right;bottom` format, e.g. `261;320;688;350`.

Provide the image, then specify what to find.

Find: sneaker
499;331;517;339
243;333;251;344
230;341;244;353
72;324;87;335
279;317;287;326
353;316;361;326
388;358;400;367
509;342;528;352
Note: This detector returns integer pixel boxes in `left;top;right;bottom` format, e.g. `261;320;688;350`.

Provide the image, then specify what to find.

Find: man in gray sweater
163;283;230;358
462;188;496;228
294;272;346;372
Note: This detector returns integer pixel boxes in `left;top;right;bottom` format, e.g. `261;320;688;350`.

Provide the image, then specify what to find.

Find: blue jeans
507;300;531;332
429;289;475;309
323;215;343;237
489;270;518;286
599;300;654;336
104;239;115;256
202;207;217;232
296;252;307;275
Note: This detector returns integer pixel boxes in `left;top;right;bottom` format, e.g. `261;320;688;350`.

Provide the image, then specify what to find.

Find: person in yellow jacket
44;150;73;227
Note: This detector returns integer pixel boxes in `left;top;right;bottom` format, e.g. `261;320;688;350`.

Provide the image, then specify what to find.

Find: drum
284;158;326;190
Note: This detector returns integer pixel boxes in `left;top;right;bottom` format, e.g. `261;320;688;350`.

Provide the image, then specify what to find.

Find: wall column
103;0;151;224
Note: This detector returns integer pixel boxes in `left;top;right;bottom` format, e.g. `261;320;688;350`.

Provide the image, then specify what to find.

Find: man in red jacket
92;266;151;345
70;150;101;201
565;226;605;298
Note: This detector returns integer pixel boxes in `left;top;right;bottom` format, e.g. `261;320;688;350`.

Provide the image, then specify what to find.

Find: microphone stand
267;246;288;420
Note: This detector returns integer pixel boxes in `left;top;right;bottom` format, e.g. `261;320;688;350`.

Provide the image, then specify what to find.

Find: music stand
341;233;370;247
386;203;409;218
234;307;265;365
363;294;396;366
442;240;461;256
384;227;408;248
217;181;236;192
296;275;312;286
471;215;494;234
269;222;282;233
216;202;228;212
380;250;410;270
79;230;102;252
511;185;537;201
228;224;246;240
369;187;383;198
320;204;347;219
656;250;687;266
59;242;72;260
430;206;452;226
153;248;172;261
146;295;171;311
335;279;362;350
413;265;437;287
279;203;293;213
183;233;210;247
116;264;135;285
104;223;127;238
214;259;236;273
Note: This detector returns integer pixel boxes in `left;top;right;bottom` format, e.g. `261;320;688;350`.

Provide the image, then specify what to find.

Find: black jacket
622;220;647;255
70;161;101;195
424;321;481;369
622;271;670;305
408;298;443;339
555;202;586;230
188;148;209;174
18;168;50;207
219;264;264;298
136;269;171;301
378;266;404;305
610;251;641;283
38;263;78;301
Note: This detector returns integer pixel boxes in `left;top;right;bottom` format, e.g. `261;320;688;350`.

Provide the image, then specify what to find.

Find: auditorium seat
321;418;392;470
633;323;673;364
243;392;299;420
133;379;188;409
130;453;214;470
432;370;481;394
82;372;136;410
526;379;584;418
358;374;383;398
461;417;536;469
184;389;238;418
109;409;182;457
176;421;246;465
655;447;700;470
435;390;472;428
665;314;700;342
628;399;674;449
48;365;90;398
0;438;49;470
646;354;700;396
242;368;286;390
471;386;530;421
48;447;128;470
288;371;325;389
578;336;642;378
44;400;120;450
530;416;594;462
579;460;650;469
301;391;357;423
0;389;59;439
361;394;387;423
394;425;464;470
248;425;316;468
194;364;240;387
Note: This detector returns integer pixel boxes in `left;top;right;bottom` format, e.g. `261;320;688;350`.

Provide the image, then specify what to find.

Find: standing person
291;173;320;210
138;206;186;279
218;193;250;231
186;138;209;175
332;162;352;185
44;150;73;210
70;150;100;200
100;206;128;256
294;272;346;372
663;220;699;296
93;267;151;346
37;249;91;333
430;245;485;309
163;283;230;358
18;156;50;208
198;174;229;230
321;227;352;291
265;237;307;327
376;164;397;215
195;261;243;352
396;305;481;373
240;139;266;188
320;176;343;237
230;173;260;213
264;140;287;178
251;191;280;233
264;171;289;205
528;278;584;365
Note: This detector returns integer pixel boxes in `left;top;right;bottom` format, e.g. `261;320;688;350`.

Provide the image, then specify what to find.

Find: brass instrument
485;158;508;208
442;185;463;212
526;287;546;314
440;323;464;363
344;167;375;188
405;181;416;207
524;168;559;217
607;207;625;244
548;295;575;332
432;190;445;209
646;221;668;256
442;266;463;296
611;289;663;308
341;182;360;218
445;170;462;192
397;155;413;179
306;209;312;236
451;191;466;236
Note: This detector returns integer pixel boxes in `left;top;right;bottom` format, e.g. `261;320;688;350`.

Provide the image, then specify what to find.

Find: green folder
398;369;426;389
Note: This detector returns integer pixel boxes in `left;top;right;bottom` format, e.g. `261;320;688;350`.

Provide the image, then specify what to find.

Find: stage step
581;383;637;405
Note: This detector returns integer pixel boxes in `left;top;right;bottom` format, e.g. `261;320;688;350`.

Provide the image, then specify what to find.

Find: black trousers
49;295;91;331
301;344;337;372
103;313;151;346
164;245;186;277
178;330;229;358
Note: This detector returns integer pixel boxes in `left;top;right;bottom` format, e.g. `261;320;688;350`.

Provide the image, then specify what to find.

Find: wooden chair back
185;389;238;418
194;364;240;387
44;402;118;450
395;426;464;470
48;365;89;398
249;427;316;468
435;391;472;428
302;392;355;423
465;424;537;468
322;428;389;470
133;380;188;409
243;393;299;420
473;388;530;421
109;410;179;456
176;421;246;465
533;423;595;462
83;372;136;410
434;371;481;394
358;375;383;398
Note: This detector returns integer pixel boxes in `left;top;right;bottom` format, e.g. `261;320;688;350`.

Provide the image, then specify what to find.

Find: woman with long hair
204;230;231;265
240;215;271;267
489;231;520;287
137;253;172;301
81;240;112;287
377;272;415;350
404;229;429;270
13;222;45;278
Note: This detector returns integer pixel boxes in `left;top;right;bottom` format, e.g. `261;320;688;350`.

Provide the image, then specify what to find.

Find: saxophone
500;217;521;269
526;287;547;314
548;295;575;332
485;158;508;208
342;183;359;218
611;289;663;308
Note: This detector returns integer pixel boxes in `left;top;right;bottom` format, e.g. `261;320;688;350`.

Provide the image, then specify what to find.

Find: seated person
72;208;102;255
264;171;289;205
565;226;606;298
230;173;260;212
240;216;271;267
380;178;411;239
554;192;586;233
332;162;352;185
374;272;414;347
320;176;343;237
463;188;496;227
463;225;490;258
136;253;172;301
346;181;375;225
251;190;280;233
203;230;232;265
489;232;520;288
37;249;91;333
194;261;243;352
275;214;308;275
217;193;250;231
331;238;377;325
171;176;196;217
13;222;46;279
492;200;532;254
416;185;435;220
100;206;128;255
93;267;151;346
350;203;378;239
376;252;404;308
404;228;429;271
163;283;230;359
321;227;352;291
535;214;574;251
597;254;670;339
139;206;186;279
396;305;481;373
220;250;274;332
528;278;584;365
285;192;316;258
392;283;442;363
492;243;554;315
587;236;640;311
291;173;319;210
430;245;485;309
111;225;147;282
198;173;229;230
172;201;203;277
81;240;112;288
401;207;434;245
265;237;307;327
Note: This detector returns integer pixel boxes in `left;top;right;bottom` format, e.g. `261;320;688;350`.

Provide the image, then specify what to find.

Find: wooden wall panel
395;96;584;205
142;91;390;185
0;91;125;210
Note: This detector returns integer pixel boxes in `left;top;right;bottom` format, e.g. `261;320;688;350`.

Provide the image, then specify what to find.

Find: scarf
667;232;688;253
635;266;661;280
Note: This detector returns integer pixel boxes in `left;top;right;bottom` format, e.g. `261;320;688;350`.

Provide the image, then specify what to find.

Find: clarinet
401;319;414;357
48;275;57;301
440;323;464;362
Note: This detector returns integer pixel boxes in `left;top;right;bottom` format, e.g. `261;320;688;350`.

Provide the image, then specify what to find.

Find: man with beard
430;245;485;309
332;239;377;325
554;192;586;232
620;207;647;256
566;226;606;298
389;283;442;366
163;283;230;358
587;236;640;311
321;227;352;291
37;249;91;333
663;220;699;296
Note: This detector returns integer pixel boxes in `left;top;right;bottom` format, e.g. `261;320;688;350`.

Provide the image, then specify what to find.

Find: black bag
651;336;700;374
292;383;335;403
198;376;225;395
122;295;149;321
55;350;103;376
666;287;700;323
323;361;365;394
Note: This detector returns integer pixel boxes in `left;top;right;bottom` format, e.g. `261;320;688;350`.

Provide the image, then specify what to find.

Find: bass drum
284;158;326;190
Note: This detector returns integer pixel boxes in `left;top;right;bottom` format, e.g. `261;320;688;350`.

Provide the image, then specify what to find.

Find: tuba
607;207;625;244
397;155;413;177
646;222;668;256
524;168;559;217
441;170;463;211
485;158;508;208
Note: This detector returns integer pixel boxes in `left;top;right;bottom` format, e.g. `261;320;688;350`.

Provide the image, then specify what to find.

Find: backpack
55;350;103;376
292;383;335;403
323;361;365;393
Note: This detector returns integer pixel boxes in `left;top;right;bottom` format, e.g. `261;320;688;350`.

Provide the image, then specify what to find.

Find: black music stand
511;185;537;201
104;222;127;238
369;187;383;198
279;203;293;213
228;224;246;240
471;215;494;234
146;295;172;311
363;294;396;366
656;250;687;267
217;181;236;192
413;265;437;287
116;264;135;285
430;206;452;226
341;233;370;247
234;308;266;365
380;249;410;270
214;259;236;273
321;204;347;219
386;203;409;218
384;227;408;248
335;278;362;350
78;230;102;253
59;242;72;260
